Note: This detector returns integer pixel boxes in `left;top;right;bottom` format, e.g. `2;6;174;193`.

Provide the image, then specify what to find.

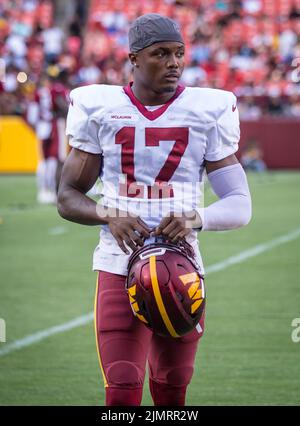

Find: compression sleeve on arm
196;163;252;231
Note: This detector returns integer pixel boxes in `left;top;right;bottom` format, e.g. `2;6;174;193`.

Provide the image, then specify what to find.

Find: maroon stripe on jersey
123;82;185;121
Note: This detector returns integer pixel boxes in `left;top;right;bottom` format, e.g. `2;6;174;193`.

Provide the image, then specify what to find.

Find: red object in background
51;82;69;114
37;0;53;29
66;36;81;57
239;119;300;169
27;44;44;70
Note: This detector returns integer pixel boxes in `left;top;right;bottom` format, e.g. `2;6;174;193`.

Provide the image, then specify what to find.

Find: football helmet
126;237;205;337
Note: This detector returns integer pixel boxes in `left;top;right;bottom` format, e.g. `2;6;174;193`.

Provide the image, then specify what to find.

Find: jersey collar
123;82;185;121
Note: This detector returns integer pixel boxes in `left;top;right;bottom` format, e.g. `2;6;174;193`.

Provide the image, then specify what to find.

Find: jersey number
115;127;189;198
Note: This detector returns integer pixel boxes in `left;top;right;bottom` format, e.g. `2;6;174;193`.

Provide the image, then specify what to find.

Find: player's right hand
107;212;151;255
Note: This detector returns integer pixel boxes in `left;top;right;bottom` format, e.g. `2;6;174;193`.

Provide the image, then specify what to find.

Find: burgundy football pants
94;271;205;406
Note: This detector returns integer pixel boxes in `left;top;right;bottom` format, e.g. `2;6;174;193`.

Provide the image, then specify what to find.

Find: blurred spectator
77;56;101;85
32;69;69;204
181;59;207;86
41;25;64;63
243;1;262;15
238;95;262;120
267;95;285;116
287;94;300;116
279;27;297;63
290;1;300;19
241;139;267;172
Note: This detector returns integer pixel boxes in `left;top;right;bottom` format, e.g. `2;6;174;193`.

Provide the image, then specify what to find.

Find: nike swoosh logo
232;105;237;112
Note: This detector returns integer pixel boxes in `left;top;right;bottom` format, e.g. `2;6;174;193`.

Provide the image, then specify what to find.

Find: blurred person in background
288;93;300;116
77;55;102;85
41;24;64;64
180;58;207;86
33;69;69;204
240;138;267;172
34;73;57;204
238;95;263;120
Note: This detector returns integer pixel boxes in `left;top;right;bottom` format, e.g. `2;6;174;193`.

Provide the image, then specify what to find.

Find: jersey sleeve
66;89;102;154
204;92;240;161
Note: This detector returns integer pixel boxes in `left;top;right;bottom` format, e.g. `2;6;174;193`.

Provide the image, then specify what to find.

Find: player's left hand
153;210;202;243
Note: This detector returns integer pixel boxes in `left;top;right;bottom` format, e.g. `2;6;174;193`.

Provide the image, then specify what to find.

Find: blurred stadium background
0;0;300;406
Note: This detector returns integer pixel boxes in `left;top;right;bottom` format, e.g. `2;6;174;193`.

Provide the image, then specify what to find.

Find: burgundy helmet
126;237;205;338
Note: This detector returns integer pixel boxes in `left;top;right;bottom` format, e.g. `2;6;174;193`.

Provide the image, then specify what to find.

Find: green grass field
0;172;300;406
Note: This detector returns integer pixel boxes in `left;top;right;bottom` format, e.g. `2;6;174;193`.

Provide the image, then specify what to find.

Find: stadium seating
1;0;300;118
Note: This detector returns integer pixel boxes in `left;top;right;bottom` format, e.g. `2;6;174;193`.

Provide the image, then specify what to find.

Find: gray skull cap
129;13;184;53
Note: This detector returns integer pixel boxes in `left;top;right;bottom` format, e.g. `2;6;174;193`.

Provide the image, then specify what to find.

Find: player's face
132;41;185;94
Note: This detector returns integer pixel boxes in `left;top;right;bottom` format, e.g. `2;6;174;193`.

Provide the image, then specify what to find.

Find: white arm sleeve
196;163;252;231
66;89;102;154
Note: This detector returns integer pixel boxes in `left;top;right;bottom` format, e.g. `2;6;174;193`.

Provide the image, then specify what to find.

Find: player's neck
131;82;177;106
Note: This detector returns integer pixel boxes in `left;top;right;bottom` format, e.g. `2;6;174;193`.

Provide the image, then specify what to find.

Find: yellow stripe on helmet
149;255;180;338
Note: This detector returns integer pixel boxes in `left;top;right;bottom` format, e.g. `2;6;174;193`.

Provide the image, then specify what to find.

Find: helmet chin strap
153;235;196;263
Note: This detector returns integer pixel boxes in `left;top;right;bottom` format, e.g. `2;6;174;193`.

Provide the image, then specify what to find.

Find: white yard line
205;227;300;274
0;313;94;357
1;227;300;358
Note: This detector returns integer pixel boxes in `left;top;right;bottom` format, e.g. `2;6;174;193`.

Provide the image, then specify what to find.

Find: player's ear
129;53;138;67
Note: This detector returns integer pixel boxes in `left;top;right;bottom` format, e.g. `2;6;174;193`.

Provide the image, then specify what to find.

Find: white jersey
66;83;240;275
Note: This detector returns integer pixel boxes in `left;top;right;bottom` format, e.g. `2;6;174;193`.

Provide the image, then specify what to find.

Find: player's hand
107;211;151;255
153;210;202;243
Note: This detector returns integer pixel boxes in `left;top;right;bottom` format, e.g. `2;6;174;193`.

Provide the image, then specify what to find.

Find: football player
57;14;252;406
35;71;69;204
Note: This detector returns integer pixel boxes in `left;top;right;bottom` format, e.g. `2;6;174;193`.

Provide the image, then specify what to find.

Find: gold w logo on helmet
179;272;204;314
128;284;148;324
